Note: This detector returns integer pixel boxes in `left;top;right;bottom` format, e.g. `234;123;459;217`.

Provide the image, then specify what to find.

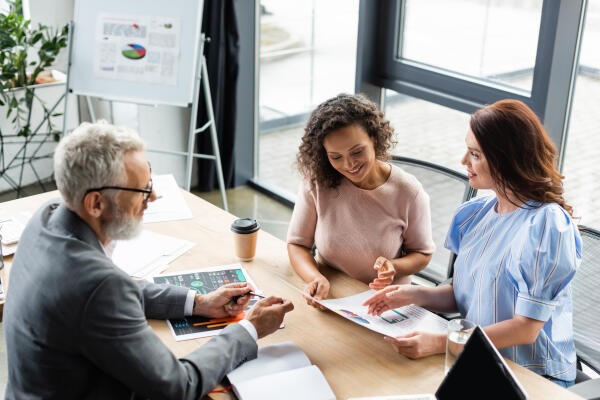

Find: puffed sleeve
444;195;492;254
506;204;582;322
402;185;435;254
286;180;318;249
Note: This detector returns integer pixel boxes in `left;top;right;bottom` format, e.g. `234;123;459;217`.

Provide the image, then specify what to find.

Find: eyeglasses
85;163;153;202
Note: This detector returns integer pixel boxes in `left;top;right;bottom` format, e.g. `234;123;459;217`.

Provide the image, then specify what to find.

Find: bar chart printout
153;264;261;341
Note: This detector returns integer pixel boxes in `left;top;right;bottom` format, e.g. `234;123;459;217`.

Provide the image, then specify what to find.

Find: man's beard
103;200;143;241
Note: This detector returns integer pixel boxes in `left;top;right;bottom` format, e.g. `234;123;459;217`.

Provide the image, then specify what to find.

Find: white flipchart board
69;0;203;107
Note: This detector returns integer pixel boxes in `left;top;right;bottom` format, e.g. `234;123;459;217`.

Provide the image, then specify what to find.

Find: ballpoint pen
232;291;266;303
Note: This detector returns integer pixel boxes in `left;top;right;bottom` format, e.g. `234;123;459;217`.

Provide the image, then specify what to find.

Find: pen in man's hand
232;291;266;303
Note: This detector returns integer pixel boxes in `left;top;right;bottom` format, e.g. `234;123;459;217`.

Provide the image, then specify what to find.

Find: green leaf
30;32;43;44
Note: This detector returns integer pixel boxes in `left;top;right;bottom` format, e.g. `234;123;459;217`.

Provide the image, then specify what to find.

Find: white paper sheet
143;174;193;223
0;211;31;257
111;230;195;278
280;280;448;337
227;342;311;386
320;290;448;337
233;365;335;400
94;13;181;85
348;396;436;400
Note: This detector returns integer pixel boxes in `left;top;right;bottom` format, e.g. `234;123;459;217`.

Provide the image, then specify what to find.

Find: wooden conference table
0;190;582;400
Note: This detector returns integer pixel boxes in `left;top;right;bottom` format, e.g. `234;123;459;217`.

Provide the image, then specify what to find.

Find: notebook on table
349;326;528;400
226;341;335;400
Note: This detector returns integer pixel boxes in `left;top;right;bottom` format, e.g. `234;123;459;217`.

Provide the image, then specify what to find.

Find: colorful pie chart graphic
122;43;146;60
337;309;370;324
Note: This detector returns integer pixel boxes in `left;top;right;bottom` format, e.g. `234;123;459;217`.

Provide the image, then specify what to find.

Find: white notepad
227;341;335;400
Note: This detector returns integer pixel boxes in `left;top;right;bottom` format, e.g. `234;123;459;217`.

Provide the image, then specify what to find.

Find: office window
399;0;543;92
563;1;600;229
257;0;359;197
384;90;470;172
0;0;9;15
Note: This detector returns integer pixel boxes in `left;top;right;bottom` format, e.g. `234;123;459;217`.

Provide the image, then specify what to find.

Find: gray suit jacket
3;201;258;399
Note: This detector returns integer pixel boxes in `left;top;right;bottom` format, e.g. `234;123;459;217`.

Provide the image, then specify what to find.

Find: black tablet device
436;325;528;400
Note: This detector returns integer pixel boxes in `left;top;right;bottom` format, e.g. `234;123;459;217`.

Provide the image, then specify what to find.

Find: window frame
356;0;587;166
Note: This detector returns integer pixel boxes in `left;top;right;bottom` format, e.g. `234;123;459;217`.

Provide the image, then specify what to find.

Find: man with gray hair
3;121;293;399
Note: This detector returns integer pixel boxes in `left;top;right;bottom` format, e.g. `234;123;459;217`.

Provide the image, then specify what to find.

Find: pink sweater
287;165;435;284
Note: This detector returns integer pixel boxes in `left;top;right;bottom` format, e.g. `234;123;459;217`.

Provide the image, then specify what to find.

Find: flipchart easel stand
61;22;229;211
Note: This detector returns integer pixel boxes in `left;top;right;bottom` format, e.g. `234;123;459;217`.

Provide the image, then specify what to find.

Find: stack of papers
144;174;193;223
0;212;31;257
112;230;195;278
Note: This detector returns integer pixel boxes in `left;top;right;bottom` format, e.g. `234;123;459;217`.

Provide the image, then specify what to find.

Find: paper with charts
94;13;181;85
153;264;262;341
319;290;448;337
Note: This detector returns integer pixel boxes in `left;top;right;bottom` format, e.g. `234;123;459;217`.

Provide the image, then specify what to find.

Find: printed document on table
111;230;194;278
94;13;180;85
143;174;193;223
153;264;264;341
279;282;448;337
0;211;31;257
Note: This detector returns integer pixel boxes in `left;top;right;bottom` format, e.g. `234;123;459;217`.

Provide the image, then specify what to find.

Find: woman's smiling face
461;128;494;190
323;124;377;186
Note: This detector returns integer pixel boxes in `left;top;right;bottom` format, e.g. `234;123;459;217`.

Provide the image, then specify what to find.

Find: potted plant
0;0;68;139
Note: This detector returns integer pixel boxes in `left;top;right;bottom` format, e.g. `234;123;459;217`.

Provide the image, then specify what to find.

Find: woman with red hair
364;99;581;387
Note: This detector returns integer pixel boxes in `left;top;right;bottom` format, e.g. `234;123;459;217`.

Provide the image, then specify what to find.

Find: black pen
232;291;266;303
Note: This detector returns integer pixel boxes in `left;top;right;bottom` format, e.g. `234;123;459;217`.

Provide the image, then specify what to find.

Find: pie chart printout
122;43;146;60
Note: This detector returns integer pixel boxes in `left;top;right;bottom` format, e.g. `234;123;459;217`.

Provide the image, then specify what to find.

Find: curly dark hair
297;93;396;190
470;99;573;216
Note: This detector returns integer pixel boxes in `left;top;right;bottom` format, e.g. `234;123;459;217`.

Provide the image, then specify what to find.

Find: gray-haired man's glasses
85;163;153;202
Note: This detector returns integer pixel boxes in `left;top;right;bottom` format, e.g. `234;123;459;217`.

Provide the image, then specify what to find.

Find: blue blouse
445;195;582;380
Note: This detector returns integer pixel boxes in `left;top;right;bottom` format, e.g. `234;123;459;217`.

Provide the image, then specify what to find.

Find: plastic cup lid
231;218;260;234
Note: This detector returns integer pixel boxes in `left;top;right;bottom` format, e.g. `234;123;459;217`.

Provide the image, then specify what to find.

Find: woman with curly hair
287;94;435;307
364;99;581;387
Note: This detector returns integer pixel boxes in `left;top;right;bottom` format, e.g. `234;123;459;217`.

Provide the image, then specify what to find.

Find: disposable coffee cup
231;218;260;261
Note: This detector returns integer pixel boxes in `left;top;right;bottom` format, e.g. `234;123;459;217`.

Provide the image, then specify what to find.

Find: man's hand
244;296;294;338
303;276;330;310
193;282;253;318
384;331;446;359
369;256;396;290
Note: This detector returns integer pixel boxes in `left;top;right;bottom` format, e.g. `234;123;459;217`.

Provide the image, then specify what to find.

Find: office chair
390;156;476;284
569;226;600;400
